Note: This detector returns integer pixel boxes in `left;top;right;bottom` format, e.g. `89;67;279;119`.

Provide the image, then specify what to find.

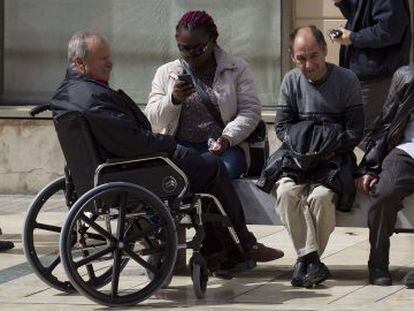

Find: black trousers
360;77;392;135
176;151;256;251
367;148;414;268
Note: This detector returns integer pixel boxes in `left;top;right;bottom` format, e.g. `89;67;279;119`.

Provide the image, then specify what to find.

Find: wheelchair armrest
105;152;169;164
94;155;188;199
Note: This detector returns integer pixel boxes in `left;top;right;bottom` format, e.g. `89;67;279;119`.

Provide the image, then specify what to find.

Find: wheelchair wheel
190;254;208;299
60;182;177;306
144;254;173;289
23;177;75;292
23;177;130;293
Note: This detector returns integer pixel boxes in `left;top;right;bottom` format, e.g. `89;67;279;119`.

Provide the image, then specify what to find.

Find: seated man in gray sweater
257;25;363;288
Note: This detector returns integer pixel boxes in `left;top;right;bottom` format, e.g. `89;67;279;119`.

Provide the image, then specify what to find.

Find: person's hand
172;80;195;105
356;174;379;195
333;27;352;46
208;136;230;155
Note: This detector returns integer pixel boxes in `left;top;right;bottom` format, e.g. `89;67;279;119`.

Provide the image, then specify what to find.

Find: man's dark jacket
359;65;414;175
257;125;360;212
51;69;177;162
336;0;412;81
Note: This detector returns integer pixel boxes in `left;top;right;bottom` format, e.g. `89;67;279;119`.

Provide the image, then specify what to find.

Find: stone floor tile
1;195;414;310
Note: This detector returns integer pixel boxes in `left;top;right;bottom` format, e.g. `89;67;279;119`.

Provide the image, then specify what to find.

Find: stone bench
234;178;414;232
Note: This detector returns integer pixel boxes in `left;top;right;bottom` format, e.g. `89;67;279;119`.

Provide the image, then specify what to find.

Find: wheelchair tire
23;177;130;293
190;254;208;299
144;254;173;289
60;182;177;307
23;177;75;292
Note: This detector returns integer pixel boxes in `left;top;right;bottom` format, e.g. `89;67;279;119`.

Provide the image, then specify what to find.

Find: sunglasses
177;40;211;58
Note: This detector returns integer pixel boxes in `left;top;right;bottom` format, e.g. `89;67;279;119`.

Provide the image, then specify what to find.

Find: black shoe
206;249;256;280
245;243;284;262
291;259;307;287
369;267;392;286
303;262;331;288
0;240;14;252
402;269;414;288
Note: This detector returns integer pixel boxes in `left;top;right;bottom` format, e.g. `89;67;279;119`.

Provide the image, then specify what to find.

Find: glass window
0;0;281;107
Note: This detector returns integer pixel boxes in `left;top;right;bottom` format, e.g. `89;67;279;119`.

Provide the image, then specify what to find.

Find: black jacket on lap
257;120;359;212
358;65;414;175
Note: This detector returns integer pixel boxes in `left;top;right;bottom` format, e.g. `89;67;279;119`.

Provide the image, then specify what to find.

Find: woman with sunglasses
146;10;261;179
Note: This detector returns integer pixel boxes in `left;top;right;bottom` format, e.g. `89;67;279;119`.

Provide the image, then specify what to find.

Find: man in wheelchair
51;31;283;276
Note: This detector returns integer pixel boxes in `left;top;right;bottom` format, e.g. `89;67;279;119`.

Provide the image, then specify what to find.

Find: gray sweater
275;63;364;154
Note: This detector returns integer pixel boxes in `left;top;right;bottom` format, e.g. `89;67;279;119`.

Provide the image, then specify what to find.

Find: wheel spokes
116;192;128;240
86;262;97;283
124;248;156;274
59;184;178;305
84;232;107;241
74;245;115;268
46;256;61;273
111;249;122;299
34;222;61;233
79;215;115;243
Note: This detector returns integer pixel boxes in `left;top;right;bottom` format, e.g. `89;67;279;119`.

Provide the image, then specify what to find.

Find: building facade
0;0;413;193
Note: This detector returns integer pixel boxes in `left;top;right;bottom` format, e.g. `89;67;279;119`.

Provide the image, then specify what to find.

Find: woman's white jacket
145;46;262;165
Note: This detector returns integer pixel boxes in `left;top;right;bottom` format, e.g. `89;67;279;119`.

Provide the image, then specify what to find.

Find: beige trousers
272;177;336;257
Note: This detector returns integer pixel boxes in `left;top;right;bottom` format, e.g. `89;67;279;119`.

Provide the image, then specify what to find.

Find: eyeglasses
177;40;211;58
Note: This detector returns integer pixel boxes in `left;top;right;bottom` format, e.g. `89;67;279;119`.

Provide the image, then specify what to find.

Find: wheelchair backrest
54;111;188;201
53;111;101;197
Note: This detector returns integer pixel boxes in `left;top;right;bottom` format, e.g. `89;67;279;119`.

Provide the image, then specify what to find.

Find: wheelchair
23;106;254;306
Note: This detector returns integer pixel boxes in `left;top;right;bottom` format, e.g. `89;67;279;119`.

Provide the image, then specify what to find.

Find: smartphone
178;74;194;86
328;29;343;39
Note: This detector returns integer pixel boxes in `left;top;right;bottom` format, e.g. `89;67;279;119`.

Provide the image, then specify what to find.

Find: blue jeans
176;139;247;179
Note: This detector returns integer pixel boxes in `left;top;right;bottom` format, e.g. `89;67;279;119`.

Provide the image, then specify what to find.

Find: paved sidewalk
0;194;413;310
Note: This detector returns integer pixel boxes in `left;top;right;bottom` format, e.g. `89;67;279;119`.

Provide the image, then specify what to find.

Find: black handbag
245;119;267;143
246;121;269;177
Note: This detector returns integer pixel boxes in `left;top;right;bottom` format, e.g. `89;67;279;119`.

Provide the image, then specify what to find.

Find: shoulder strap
180;59;224;128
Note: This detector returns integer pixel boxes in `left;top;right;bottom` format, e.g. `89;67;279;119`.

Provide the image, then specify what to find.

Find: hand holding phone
178;74;194;86
327;29;343;42
172;74;196;105
328;27;353;46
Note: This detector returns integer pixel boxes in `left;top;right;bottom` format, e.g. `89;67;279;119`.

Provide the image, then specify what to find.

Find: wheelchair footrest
202;213;232;227
212;259;257;279
229;259;257;274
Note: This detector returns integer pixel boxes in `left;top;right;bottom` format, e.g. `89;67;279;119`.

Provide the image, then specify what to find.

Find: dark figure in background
356;65;414;288
332;0;412;139
51;31;283;275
